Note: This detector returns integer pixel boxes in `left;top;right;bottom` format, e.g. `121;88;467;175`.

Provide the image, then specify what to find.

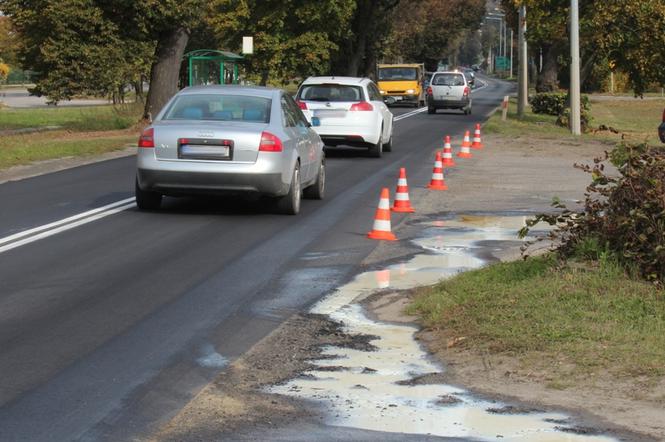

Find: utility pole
570;0;581;135
499;20;503;62
517;4;528;116
510;29;514;79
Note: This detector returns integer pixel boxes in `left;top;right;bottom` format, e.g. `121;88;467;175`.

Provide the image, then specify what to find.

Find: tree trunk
143;27;189;120
536;45;560;92
347;31;367;76
260;70;269;86
580;52;596;92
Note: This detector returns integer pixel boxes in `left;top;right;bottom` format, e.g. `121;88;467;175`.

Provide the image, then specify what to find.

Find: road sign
495;56;510;71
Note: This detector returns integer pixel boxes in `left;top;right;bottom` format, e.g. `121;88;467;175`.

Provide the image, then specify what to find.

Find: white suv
296;76;394;157
426;71;472;115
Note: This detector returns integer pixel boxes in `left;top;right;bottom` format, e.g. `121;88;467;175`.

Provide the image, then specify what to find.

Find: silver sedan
135;86;326;214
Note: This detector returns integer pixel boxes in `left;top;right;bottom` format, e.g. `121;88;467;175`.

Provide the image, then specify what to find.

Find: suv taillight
463;87;470;96
426;86;433;95
349;101;374;111
259;131;283;152
297;100;308;110
138;128;154;148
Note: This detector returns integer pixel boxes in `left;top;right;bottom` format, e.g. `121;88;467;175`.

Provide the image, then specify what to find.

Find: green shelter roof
183;49;244;60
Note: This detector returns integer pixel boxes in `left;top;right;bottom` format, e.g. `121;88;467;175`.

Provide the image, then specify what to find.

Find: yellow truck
377;63;425;107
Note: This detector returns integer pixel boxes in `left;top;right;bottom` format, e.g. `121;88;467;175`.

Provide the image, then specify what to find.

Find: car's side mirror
383;96;397;105
311;116;321;127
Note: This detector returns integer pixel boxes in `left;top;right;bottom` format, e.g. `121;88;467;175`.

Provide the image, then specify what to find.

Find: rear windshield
162;94;271;123
378;67;418;81
431;74;465;87
298;84;365;102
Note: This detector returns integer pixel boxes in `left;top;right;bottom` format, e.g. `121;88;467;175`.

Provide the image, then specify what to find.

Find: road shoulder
148;133;660;441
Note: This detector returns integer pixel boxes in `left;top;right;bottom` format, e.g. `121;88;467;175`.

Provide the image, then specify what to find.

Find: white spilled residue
196;344;229;369
271;216;616;441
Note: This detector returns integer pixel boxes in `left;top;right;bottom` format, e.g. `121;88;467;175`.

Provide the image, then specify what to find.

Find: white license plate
314;109;346;118
394;96;403;101
181;145;230;159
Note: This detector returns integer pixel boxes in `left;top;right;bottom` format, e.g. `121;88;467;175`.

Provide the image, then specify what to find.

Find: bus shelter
184;49;244;86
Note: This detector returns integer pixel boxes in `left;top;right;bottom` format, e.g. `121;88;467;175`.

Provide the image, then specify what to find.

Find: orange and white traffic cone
392;168;415;213
367;188;397;241
457;130;473;158
471;124;484;149
441;135;456;167
427;152;448;191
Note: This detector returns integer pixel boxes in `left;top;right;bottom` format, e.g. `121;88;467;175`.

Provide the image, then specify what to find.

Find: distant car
295;76;394;157
471;64;480;72
426;71;472;115
461;68;476;87
422;71;434;90
659;108;665;143
135;85;325;215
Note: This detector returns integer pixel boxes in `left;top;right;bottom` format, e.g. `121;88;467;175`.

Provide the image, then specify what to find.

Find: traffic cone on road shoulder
471;124;484;149
368;188;397;241
427;152;448;191
457;131;473;158
441;136;456;167
392;168;415;213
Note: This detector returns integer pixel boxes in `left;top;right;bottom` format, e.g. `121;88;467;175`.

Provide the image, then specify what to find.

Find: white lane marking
471;80;489;93
0;200;136;254
0;197;135;247
394;107;427;122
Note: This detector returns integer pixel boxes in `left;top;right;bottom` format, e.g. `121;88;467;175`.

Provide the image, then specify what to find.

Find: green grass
0;102;142;131
484;95;665;146
0;132;137;169
590;98;665;145
483;98;571;138
408;255;665;379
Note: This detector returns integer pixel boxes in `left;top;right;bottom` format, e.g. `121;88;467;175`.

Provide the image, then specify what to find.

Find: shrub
521;144;665;284
0;62;9;84
530;92;591;132
556;107;591;132
530;93;567;115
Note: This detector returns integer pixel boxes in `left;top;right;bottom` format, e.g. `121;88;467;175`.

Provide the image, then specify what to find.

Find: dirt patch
152;313;378;441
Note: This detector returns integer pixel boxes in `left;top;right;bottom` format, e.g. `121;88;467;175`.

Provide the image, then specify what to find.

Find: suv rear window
298;84;365;102
432;74;465;87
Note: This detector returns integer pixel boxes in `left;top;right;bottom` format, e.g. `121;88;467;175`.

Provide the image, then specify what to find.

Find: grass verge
484;96;665;146
0;130;138;169
408;255;665;380
0;102;142;131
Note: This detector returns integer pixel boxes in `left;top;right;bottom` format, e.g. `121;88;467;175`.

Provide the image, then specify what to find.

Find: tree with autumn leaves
501;0;665;95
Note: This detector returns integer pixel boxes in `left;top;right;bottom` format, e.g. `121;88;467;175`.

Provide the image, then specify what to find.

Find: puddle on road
271;215;615;441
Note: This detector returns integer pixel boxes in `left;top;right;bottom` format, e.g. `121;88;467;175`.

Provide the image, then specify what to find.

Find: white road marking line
394;107;427;122
0;199;136;254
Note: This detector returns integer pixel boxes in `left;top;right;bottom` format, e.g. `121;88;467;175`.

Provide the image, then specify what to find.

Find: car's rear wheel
369;127;384;158
276;163;301;215
304;157;325;200
383;132;393;152
135;179;162;211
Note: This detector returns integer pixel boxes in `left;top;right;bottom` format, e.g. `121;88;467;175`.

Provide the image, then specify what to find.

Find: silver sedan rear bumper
137;151;291;197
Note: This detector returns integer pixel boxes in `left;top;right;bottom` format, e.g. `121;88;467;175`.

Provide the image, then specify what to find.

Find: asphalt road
0;76;513;441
